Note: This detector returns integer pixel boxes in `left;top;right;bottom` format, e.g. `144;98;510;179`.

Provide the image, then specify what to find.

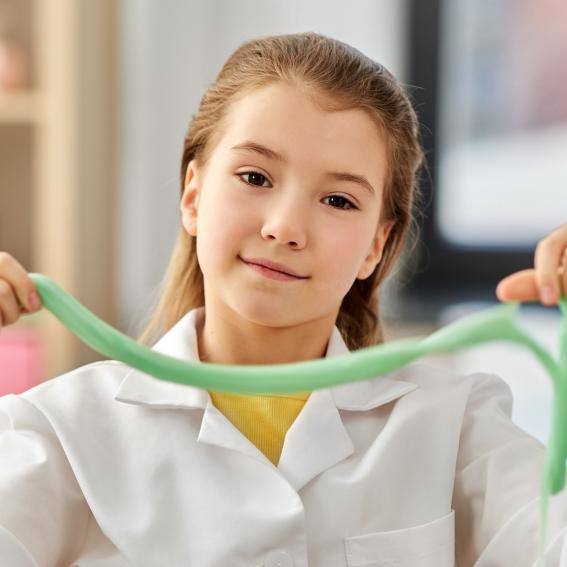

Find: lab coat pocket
344;509;455;567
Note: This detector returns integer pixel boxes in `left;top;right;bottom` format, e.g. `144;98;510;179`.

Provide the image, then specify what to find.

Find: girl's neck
195;308;333;366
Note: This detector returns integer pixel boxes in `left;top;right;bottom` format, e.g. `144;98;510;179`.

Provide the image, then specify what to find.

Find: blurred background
0;0;565;444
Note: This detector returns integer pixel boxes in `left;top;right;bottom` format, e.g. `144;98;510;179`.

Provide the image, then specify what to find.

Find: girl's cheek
329;230;368;272
203;185;249;227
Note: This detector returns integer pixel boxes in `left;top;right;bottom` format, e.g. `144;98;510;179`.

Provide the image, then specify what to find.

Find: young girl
0;32;566;567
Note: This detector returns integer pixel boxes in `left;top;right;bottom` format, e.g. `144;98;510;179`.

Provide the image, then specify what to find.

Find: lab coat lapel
114;308;272;464
276;324;418;491
114;308;209;410
277;388;353;491
196;402;270;463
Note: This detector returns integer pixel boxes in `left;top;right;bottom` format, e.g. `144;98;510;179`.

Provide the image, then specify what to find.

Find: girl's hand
0;252;42;328
496;223;567;306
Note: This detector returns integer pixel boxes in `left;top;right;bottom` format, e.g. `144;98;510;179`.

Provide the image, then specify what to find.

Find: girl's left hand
496;222;567;306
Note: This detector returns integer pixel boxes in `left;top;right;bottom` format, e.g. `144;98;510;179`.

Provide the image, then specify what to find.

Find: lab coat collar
113;306;418;413
114;307;418;490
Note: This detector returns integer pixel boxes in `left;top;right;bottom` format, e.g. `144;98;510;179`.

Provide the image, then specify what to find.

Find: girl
1;32;566;567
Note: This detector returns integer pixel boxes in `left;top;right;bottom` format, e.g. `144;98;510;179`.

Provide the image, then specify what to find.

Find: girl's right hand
0;252;42;328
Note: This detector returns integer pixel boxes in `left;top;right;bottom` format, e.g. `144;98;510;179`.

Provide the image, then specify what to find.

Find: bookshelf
0;0;119;382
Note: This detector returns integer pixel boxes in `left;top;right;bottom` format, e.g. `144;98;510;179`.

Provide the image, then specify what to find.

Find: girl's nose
260;199;307;248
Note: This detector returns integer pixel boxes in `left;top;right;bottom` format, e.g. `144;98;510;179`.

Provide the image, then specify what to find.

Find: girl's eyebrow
230;140;376;196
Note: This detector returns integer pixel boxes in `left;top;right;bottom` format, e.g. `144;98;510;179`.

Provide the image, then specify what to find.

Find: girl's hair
137;32;425;351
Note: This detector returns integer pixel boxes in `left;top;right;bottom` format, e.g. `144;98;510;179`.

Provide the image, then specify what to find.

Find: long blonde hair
137;32;425;351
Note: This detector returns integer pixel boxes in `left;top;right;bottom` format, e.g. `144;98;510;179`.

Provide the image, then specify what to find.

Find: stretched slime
25;273;567;565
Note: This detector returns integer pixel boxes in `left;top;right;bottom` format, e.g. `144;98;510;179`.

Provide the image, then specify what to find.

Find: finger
0;252;40;312
0;278;23;326
534;225;567;305
496;269;539;302
496;266;566;304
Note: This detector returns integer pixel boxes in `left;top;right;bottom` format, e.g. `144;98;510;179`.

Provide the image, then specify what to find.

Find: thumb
495;269;539;302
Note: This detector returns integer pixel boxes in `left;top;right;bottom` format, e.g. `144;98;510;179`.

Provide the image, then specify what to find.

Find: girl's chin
231;299;301;327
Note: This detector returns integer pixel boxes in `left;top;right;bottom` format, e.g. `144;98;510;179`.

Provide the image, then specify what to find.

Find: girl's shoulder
383;360;513;405
3;359;132;418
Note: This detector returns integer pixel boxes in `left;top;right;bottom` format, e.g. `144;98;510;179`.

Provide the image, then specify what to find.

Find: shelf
0;90;43;123
1;0;119;380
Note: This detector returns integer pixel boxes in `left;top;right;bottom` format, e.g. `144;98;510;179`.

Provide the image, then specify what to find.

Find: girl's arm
454;372;567;565
458;222;567;565
496;222;567;306
0;395;90;567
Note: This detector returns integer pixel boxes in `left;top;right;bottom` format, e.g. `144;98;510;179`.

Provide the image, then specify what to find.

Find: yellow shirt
208;391;311;466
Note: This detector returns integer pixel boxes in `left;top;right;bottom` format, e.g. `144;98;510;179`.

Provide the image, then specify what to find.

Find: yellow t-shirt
208;391;311;466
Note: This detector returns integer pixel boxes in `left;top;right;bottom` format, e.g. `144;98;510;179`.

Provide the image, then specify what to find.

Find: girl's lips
240;256;306;278
240;257;305;281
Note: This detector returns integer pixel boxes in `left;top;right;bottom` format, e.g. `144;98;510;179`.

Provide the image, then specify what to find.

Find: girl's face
181;82;393;329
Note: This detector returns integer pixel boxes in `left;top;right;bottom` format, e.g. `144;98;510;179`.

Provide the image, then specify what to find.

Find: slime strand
22;273;567;565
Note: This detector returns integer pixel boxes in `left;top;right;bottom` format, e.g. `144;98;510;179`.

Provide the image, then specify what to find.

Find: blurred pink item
0;328;44;395
0;38;29;92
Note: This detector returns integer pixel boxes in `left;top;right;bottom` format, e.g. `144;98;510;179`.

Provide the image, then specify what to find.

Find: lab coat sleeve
453;372;567;567
0;393;91;567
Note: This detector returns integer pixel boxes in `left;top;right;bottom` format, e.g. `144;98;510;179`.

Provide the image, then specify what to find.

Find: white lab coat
1;306;567;567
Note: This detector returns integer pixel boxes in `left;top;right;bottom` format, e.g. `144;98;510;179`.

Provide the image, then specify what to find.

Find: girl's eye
237;171;271;187
323;195;357;210
237;171;358;210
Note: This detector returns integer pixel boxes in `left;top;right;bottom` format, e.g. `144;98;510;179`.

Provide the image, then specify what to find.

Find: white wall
117;0;409;335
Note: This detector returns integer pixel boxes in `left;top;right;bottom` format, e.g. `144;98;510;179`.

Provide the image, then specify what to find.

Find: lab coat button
264;550;294;567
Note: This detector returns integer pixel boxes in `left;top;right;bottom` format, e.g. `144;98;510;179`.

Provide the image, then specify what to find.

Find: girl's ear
180;160;200;237
357;219;396;280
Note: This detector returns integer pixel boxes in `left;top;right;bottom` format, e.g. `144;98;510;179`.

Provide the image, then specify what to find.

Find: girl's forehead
219;85;387;163
226;83;374;130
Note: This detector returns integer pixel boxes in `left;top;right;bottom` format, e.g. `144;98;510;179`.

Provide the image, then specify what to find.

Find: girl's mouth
240;257;305;281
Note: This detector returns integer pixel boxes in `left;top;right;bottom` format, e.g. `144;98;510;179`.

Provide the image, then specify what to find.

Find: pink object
0;328;45;396
0;39;29;92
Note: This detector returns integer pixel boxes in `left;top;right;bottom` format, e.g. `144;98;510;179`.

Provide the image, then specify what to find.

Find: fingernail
541;285;556;304
29;292;40;310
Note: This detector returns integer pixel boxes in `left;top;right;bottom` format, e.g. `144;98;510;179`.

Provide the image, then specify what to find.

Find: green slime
26;273;567;565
